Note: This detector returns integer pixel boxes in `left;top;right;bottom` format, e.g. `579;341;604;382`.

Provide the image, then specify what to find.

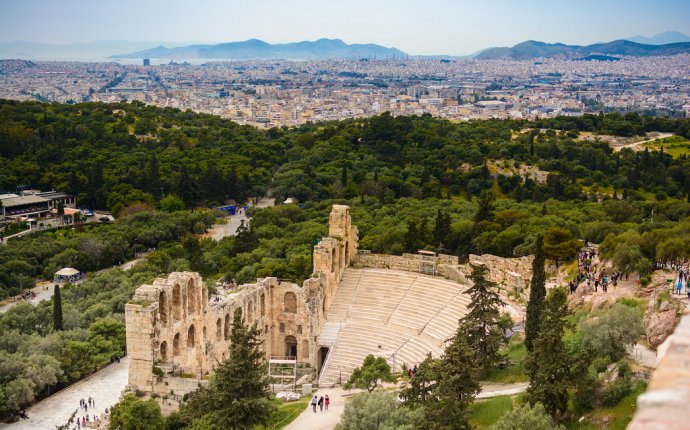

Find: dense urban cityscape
2;54;690;127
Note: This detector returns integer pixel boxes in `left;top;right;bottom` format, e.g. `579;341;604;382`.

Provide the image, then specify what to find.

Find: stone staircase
317;268;470;387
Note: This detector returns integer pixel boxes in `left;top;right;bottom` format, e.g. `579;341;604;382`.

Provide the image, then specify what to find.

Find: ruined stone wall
125;205;358;412
352;251;459;274
629;309;690;429
464;254;533;292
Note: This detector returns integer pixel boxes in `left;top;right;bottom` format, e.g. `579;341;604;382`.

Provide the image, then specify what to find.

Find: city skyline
1;0;689;56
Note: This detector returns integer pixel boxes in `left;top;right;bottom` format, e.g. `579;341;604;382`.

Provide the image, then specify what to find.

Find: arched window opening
247;300;253;322
173;333;181;356
260;293;266;316
331;248;336;273
284;292;297;314
159;291;168;324
172;284;182;321
224;314;230;340
160;341;168;361
187;278;197;315
187;325;196;348
216;318;222;341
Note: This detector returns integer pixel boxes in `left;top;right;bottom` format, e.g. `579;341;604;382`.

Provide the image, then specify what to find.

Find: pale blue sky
1;0;689;55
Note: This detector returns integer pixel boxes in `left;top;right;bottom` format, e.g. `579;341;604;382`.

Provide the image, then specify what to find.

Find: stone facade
124;205;357;413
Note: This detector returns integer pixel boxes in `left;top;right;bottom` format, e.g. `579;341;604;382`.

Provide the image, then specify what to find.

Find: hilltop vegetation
1;100;690;216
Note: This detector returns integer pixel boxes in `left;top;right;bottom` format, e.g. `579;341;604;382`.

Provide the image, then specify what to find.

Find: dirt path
612;132;674;152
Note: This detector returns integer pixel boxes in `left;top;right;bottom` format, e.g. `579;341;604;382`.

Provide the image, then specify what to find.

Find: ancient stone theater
125;204;531;412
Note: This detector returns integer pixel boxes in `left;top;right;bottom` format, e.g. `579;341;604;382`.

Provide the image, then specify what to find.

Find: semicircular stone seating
318;268;470;387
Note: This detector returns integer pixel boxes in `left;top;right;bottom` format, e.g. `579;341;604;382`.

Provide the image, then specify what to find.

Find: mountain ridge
111;38;406;60
475;39;690;60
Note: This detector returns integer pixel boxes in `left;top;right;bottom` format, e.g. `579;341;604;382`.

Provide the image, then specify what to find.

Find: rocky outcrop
643;293;680;350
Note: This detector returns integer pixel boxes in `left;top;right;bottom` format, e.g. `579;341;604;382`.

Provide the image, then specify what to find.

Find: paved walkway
0;357;129;430
284;387;351;430
629;343;657;369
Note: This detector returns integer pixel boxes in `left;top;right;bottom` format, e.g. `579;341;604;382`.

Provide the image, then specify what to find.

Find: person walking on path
311;396;317;412
318;396;324;412
325;395;330;411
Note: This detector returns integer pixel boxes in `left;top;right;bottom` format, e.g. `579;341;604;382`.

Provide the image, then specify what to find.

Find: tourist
412;364;418;374
311;396;317;412
318;396;324;411
677;278;683;295
325;395;330;410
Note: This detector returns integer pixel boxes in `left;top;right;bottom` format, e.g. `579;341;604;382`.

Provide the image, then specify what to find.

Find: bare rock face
644;297;679;349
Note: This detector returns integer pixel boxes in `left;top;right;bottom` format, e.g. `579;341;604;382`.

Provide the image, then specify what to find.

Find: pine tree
421;324;481;430
183;309;275;429
461;264;505;371
526;287;572;421
433;209;451;247
53;284;63;331
525;235;546;352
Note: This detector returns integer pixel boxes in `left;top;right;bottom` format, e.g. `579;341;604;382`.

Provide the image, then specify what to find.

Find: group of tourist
568;247;625;295
310;395;330;412
73;397;105;429
406;364;418;379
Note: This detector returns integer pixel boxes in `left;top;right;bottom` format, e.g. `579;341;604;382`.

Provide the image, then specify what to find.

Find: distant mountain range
474;39;690;60
111;38;406;60
625;31;690;45
0;40;197;61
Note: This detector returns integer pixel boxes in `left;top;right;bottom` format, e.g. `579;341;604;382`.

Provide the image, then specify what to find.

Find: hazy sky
1;0;689;55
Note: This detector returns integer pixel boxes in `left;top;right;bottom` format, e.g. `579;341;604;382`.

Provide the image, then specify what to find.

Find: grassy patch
256;397;310;430
470;395;514;428
481;338;528;384
564;381;646;430
644;135;690;158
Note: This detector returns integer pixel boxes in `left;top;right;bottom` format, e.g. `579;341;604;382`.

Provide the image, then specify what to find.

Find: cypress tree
53;284;63;331
433;209;451;247
461;264;505;371
183;309;275;428
341;165;348;187
525;235;546;352
525;287;572;421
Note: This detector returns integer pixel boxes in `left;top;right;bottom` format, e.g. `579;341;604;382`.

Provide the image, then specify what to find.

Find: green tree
526;288;572;421
159;194;186;212
461;264;505;371
53;284;63;331
404;220;418;253
421;324;481;430
611;243;650;276
399;353;440;406
489;402;564;430
344;354;396;392
338;391;423;430
433;209;451;248
108;394;165;430
474;190;495;224
543;227;580;268
183;309;275;429
579;303;644;362
341;164;348;187
525;235;546;352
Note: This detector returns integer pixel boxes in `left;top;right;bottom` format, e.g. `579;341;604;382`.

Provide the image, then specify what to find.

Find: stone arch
260;293;266;316
187;278;197;315
173;333;181;356
345;240;349;264
331;248;336;273
187;325;196;348
224;314;230;340
285;335;297;358
284;292;297;314
216;318;222;340
301;339;309;360
158;291;168;324
172;284;182;321
247;300;254;322
160;341;168;361
203;326;207;340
